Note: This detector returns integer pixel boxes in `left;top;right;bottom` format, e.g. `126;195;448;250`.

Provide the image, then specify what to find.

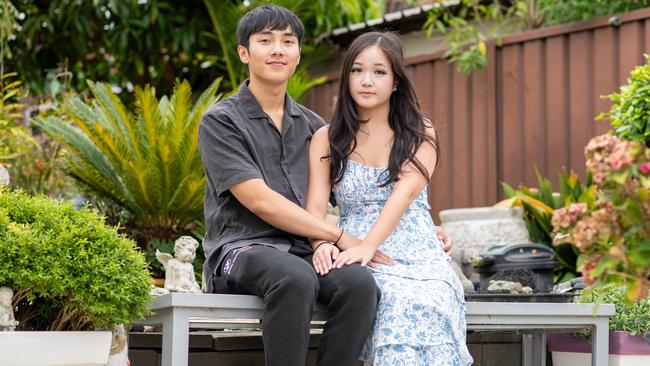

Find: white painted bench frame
134;293;614;366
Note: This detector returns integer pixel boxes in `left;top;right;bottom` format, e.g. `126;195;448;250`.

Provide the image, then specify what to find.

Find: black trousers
213;245;380;366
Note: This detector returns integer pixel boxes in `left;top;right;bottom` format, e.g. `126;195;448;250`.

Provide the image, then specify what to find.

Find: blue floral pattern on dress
333;160;473;365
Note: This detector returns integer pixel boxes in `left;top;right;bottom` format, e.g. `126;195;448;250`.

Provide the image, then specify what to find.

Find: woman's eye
375;70;387;75
350;67;362;73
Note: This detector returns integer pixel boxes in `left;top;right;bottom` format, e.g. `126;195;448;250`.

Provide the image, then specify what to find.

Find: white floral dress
333;160;473;366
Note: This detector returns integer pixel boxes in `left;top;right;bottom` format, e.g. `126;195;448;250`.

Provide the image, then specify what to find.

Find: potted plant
0;188;152;365
551;133;650;299
500;170;596;282
547;284;650;365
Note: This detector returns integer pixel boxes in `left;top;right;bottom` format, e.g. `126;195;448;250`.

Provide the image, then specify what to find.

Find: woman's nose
361;72;373;86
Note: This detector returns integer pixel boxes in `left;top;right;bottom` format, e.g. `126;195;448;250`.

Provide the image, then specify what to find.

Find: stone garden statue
0;165;10;186
0;287;18;331
450;248;479;293
156;236;202;293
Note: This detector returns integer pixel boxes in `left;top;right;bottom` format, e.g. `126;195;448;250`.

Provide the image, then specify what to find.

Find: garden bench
134;292;614;366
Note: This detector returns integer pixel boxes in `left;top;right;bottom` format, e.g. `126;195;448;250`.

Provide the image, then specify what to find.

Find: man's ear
237;45;250;64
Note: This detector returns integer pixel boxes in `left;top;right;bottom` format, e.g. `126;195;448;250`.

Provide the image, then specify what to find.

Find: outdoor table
465;301;614;366
134;293;614;366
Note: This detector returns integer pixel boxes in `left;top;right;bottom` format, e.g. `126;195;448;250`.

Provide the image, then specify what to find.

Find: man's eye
259;39;270;44
285;40;295;44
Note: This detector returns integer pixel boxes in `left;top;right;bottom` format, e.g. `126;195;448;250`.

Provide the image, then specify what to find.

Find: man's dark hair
236;5;305;48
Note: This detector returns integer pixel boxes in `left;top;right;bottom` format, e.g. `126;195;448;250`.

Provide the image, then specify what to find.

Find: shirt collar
237;80;300;119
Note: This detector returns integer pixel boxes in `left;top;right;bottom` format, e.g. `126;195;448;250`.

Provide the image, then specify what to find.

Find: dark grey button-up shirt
198;81;325;288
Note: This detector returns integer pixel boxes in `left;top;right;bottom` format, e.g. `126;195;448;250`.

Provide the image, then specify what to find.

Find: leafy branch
424;0;532;75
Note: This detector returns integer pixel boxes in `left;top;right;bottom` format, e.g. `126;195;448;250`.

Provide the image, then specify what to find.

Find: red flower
640;162;650;175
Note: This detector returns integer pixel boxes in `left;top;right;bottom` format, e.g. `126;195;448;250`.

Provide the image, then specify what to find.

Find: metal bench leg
592;318;609;366
521;333;545;366
161;307;191;366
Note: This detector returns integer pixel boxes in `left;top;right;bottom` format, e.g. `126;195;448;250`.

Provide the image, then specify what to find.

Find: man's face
238;26;301;85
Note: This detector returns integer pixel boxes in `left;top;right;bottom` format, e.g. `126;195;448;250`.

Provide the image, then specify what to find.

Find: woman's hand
368;249;395;268
436;226;453;255
333;243;376;268
312;242;340;275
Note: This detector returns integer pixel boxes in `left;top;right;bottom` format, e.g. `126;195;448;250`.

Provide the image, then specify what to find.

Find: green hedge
0;188;152;330
602;54;650;148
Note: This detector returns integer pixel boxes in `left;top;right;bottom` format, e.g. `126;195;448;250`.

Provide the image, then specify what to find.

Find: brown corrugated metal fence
305;7;650;219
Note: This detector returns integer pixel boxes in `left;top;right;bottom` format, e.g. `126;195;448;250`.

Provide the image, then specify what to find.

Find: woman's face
348;45;395;115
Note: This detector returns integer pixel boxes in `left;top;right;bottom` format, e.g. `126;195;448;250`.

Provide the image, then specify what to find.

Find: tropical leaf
34;78;223;237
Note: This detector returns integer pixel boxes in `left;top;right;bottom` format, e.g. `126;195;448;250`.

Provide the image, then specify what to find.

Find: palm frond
35;79;222;231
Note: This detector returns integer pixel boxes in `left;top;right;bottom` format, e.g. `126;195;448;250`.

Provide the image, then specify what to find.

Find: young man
198;5;451;366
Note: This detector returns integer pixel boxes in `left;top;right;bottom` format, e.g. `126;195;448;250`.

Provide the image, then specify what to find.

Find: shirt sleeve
199;110;263;196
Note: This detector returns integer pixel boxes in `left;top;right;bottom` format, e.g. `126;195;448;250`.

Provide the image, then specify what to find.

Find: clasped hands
312;227;452;276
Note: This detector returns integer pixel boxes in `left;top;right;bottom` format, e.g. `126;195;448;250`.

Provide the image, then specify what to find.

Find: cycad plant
33;78;222;245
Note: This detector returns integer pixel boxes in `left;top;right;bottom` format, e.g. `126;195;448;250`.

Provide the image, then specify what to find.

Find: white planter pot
0;331;112;366
548;331;650;366
439;206;530;255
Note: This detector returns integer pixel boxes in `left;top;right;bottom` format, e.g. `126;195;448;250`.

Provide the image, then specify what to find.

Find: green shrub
578;284;650;335
598;54;650;148
0;188;152;331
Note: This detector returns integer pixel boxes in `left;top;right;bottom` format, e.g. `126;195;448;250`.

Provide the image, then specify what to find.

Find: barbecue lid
472;242;557;268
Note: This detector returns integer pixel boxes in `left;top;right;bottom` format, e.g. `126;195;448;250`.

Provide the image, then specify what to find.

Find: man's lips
267;61;287;66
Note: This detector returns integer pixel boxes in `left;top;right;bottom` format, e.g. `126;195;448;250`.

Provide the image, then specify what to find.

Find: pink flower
552;203;588;229
640;162;650;175
585;134;617;158
607;141;635;171
581;254;602;285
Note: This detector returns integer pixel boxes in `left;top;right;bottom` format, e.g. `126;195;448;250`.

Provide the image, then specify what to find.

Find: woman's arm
305;127;332;226
305;127;342;275
333;126;438;267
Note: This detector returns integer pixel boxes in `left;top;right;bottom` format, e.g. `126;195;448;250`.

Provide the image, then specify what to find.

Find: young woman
306;32;473;365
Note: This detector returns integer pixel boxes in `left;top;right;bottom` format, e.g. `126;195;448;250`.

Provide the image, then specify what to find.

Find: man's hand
312;242;339;275
436;226;453;256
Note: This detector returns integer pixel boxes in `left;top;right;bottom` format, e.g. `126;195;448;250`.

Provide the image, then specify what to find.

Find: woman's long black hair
328;31;439;186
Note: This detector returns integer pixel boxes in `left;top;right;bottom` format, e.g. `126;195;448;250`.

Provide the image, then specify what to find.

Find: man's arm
199;110;358;248
229;178;357;245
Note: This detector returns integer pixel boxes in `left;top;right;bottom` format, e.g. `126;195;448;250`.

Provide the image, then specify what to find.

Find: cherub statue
0;286;19;331
0;164;10;186
155;236;202;293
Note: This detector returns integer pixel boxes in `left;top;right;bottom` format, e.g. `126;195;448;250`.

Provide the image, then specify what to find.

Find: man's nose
271;41;285;55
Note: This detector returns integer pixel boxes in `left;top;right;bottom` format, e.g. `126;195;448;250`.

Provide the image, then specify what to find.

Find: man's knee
334;265;380;304
272;261;319;298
